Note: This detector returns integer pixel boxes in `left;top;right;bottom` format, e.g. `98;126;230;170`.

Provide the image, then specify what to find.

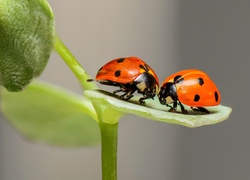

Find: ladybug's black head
134;72;159;98
158;82;177;105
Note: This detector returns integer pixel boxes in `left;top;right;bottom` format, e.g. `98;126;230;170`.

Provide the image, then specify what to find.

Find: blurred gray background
0;0;248;179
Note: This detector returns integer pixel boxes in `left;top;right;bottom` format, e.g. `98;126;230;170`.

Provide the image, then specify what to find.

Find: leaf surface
1;81;100;147
84;90;232;128
0;0;55;91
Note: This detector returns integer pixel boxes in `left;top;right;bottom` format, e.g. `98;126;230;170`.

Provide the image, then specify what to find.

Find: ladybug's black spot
198;78;204;86
194;94;200;102
117;58;125;63
138;64;149;72
174;75;184;83
139;64;144;69
174;75;181;82
115;70;121;77
214;91;219;102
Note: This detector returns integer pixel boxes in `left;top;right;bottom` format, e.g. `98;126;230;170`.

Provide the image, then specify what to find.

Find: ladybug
158;69;221;114
88;56;159;104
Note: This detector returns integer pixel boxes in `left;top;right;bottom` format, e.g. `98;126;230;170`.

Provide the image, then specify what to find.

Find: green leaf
0;0;55;91
84;90;232;128
0;81;100;147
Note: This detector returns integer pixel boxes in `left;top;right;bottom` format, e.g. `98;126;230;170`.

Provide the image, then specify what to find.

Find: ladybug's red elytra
158;69;221;114
88;56;159;104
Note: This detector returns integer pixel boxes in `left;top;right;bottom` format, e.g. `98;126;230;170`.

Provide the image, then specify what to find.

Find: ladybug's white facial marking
136;82;147;92
166;96;174;104
155;85;159;94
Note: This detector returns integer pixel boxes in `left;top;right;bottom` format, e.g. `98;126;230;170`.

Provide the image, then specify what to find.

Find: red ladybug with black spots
88;56;159;104
158;69;221;114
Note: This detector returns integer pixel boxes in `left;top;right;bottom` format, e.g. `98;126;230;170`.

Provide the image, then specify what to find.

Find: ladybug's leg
113;87;132;98
138;93;155;105
178;102;188;114
191;107;210;114
113;85;137;101
168;101;178;112
167;104;175;112
138;97;146;105
138;96;150;105
120;88;137;101
113;88;124;94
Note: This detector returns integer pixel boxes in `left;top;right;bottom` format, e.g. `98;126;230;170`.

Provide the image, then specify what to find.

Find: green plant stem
100;121;118;180
54;35;96;90
54;36;119;180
